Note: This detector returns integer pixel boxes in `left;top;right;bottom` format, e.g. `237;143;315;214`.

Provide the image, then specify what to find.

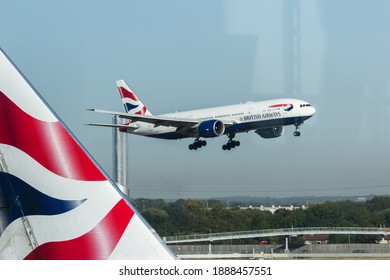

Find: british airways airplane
89;80;316;150
0;49;175;260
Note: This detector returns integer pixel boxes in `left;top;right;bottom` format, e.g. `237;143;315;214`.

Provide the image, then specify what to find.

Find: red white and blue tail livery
0;49;176;260
117;80;151;116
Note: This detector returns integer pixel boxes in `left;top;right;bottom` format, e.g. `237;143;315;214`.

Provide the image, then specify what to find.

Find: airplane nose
310;106;316;116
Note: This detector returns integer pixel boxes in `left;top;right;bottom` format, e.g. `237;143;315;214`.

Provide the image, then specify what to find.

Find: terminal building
238;205;307;214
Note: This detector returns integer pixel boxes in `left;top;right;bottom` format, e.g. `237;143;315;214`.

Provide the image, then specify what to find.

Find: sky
1;0;390;199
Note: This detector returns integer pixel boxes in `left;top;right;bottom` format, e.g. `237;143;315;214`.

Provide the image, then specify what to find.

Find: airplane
89;80;316;150
0;49;176;260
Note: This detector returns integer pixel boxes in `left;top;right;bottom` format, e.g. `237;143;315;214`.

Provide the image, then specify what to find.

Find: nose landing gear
293;122;302;137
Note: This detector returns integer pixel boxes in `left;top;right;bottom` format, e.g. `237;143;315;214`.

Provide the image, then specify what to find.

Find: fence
169;243;390;256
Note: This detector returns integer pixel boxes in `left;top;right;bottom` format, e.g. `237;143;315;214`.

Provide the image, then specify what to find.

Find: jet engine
255;126;284;139
197;119;225;138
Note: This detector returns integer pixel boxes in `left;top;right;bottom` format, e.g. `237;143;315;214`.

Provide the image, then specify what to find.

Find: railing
164;227;390;244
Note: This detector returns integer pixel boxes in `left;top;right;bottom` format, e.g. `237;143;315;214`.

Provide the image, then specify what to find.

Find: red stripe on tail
24;199;134;260
0;91;106;181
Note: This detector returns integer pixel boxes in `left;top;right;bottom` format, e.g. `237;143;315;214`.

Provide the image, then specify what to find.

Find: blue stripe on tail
0;172;85;231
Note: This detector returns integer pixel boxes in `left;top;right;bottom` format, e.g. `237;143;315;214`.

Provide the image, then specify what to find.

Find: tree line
134;196;390;244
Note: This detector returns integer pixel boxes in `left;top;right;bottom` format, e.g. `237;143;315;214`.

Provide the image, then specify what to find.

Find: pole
112;115;129;197
285;237;289;253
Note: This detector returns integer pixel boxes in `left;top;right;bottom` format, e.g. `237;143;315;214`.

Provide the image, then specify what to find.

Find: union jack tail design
0;49;175;260
116;80;152;115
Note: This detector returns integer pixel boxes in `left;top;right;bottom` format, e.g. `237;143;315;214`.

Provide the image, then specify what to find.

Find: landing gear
222;140;240;150
189;139;207;150
222;134;240;151
293;122;302;137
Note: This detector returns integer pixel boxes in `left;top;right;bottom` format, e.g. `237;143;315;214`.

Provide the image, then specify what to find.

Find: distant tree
210;202;231;232
133;198;166;211
249;210;272;230
150;199;167;210
367;196;390;212
304;202;341;227
372;208;390;228
166;201;189;235
185;199;210;234
270;209;307;228
229;210;251;231
211;201;225;210
142;208;171;236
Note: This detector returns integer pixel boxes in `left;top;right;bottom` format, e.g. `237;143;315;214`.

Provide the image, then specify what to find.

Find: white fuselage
126;98;315;140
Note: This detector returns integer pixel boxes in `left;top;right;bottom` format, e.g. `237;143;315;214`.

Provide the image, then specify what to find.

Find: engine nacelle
255;126;284;139
197;119;225;138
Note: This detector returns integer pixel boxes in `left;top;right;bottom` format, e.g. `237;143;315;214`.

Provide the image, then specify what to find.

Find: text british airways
243;112;281;121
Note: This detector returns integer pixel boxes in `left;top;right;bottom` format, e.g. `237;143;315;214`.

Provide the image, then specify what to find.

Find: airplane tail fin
116;80;152;115
0;49;175;260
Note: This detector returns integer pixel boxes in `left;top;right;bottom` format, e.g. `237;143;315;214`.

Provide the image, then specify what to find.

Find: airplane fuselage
126;98;315;140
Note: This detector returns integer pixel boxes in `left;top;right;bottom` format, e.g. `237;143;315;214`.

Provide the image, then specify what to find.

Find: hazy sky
1;0;390;199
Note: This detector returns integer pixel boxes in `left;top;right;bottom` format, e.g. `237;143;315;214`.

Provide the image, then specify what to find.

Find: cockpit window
300;104;311;107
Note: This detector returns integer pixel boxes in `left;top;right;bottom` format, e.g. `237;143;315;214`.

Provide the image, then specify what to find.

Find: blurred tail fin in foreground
0;48;175;260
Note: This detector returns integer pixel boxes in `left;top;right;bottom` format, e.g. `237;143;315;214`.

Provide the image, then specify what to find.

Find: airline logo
118;86;148;115
269;103;294;111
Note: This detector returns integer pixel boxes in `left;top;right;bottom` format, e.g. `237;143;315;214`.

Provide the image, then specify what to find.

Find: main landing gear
222;134;240;151
189;139;207;150
188;135;241;151
293;122;302;137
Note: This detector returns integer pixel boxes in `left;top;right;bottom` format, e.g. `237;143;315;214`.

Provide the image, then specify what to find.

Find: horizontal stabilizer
87;122;138;132
87;123;133;129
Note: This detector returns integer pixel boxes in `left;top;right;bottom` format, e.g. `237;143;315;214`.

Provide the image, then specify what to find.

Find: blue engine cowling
197;119;225;138
255;126;284;139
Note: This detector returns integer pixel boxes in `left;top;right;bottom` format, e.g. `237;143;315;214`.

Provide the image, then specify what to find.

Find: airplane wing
88;108;235;128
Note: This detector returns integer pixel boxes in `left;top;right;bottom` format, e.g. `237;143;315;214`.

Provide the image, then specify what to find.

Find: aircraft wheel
294;131;301;137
